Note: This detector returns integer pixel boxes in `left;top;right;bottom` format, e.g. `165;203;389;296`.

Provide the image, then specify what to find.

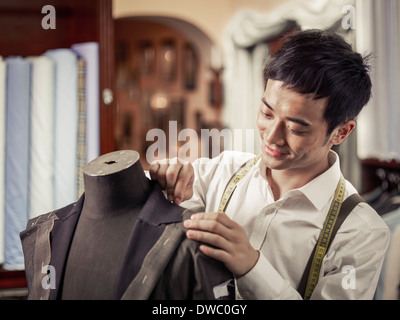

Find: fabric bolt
44;49;78;209
4;56;31;270
71;42;100;164
26;56;55;219
76;58;86;198
0;57;6;265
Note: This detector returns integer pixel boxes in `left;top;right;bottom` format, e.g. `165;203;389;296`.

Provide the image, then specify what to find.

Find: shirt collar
296;150;342;211
258;150;342;212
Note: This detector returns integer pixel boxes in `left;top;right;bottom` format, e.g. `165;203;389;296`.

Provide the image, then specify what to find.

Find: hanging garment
20;182;234;300
4;56;31;270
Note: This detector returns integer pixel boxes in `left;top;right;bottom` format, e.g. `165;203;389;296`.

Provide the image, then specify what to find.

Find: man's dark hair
264;29;372;134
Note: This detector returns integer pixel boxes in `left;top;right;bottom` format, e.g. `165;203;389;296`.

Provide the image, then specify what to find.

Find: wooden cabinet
0;0;115;154
114;19;198;166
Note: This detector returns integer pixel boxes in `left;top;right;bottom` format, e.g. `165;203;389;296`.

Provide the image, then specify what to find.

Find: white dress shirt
181;150;390;299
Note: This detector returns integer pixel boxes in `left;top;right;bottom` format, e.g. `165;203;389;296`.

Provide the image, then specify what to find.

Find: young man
149;30;390;299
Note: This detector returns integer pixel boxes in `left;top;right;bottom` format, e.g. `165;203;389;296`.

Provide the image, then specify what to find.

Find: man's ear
331;120;356;145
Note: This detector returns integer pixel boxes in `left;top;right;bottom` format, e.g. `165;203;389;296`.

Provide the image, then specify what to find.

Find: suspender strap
302;175;346;299
218;154;261;213
297;193;365;299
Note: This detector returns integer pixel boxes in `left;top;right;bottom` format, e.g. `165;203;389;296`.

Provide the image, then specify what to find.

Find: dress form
61;150;150;299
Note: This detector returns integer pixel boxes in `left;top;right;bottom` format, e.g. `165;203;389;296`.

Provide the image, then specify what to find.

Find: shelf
0;267;28;299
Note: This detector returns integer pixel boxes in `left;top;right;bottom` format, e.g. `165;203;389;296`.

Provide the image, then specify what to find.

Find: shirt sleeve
236;216;390;300
312;223;390;299
236;252;303;299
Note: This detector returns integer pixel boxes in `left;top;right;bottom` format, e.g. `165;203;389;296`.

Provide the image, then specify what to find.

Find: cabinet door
97;0;116;154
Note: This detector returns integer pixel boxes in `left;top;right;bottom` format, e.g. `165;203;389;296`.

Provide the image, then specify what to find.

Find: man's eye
288;127;305;135
261;111;273;119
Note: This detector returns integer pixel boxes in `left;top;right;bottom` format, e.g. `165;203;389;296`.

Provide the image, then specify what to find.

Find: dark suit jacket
20;182;235;300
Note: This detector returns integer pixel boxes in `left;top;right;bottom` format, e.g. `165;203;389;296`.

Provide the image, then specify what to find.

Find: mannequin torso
61;150;151;300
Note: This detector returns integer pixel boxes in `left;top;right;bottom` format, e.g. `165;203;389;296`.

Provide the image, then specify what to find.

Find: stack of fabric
0;42;100;270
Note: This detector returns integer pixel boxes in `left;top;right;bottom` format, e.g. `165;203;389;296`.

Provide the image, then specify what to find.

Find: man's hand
184;212;260;278
149;158;194;205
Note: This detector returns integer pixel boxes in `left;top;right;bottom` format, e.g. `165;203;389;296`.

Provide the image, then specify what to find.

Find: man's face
256;79;336;175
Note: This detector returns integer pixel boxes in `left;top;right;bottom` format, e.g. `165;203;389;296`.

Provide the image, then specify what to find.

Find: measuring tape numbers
218;154;261;213
303;175;346;300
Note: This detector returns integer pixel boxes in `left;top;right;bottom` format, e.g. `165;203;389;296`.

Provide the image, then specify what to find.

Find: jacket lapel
115;182;185;299
48;196;84;299
121;222;185;299
20;196;83;300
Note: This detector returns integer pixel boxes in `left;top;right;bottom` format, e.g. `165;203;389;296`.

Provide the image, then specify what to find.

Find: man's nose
265;120;285;146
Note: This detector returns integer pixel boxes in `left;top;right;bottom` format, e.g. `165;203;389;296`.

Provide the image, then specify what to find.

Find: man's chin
261;153;291;170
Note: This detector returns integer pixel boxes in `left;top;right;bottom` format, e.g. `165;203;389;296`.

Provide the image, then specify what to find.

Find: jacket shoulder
24;200;79;231
25;211;58;231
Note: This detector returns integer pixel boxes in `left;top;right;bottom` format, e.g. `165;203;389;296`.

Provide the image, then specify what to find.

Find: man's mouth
264;144;288;158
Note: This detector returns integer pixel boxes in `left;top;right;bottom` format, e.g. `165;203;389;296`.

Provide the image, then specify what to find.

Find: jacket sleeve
149;237;235;300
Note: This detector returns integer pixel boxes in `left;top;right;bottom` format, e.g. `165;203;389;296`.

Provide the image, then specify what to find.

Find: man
150;30;390;299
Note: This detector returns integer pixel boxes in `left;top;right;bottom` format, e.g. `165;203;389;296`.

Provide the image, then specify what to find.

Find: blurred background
0;0;399;299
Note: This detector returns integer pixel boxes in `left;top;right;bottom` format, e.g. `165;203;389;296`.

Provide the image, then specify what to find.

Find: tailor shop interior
0;0;399;300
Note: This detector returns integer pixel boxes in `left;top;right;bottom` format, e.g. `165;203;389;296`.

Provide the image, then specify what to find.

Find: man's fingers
149;158;194;204
185;217;228;235
198;244;230;264
174;162;194;204
186;228;232;252
184;212;260;277
148;161;160;182
165;159;183;202
184;212;237;244
190;212;235;229
155;161;170;190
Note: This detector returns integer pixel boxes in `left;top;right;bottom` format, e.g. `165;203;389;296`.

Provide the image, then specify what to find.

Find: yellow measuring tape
218;154;261;213
217;154;346;300
303;175;345;300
